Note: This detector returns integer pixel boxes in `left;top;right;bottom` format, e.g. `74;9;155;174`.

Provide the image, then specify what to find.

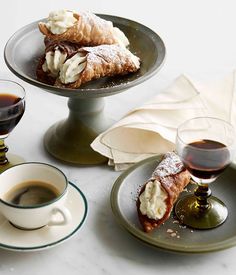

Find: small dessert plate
0;182;87;252
111;155;236;253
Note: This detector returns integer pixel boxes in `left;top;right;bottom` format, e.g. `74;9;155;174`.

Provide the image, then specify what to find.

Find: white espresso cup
0;162;71;230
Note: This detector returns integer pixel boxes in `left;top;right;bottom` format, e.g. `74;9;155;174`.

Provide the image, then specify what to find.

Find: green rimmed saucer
0;182;87;252
110;155;236;253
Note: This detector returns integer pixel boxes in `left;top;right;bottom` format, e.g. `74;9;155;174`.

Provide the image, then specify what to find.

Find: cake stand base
44;97;113;165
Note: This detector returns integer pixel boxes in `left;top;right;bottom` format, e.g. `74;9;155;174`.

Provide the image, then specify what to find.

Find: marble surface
1;0;236;274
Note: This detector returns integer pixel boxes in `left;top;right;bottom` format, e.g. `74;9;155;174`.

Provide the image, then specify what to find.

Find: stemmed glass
175;117;236;229
0;80;25;173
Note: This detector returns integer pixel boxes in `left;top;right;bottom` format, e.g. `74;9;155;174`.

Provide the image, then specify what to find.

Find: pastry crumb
179;225;187;229
167;229;180;239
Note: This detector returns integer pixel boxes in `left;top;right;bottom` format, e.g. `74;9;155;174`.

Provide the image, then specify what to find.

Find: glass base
0;153;25;173
175;194;228;229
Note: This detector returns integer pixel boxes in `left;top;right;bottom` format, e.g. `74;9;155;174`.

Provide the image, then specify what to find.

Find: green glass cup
0;80;25;173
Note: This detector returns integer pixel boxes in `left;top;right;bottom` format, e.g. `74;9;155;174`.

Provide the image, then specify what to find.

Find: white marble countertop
1;0;236;274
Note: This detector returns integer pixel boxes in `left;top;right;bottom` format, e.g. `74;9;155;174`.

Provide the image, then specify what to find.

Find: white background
0;0;236;274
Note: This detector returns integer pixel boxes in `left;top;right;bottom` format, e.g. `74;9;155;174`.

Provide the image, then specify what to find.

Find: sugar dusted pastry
36;40;81;84
137;152;190;233
39;10;129;47
55;44;140;88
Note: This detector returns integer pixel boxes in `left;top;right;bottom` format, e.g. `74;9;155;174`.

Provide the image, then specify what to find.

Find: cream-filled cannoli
36;40;81;85
55;44;140;89
137;152;190;233
39;10;129;47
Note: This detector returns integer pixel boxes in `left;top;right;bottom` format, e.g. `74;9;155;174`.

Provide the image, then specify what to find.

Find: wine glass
0;80;25;173
175;117;236;229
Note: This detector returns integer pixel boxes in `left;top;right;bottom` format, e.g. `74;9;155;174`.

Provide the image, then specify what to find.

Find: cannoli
55;44;140;89
36;40;80;85
137;152;190;233
39;10;129;47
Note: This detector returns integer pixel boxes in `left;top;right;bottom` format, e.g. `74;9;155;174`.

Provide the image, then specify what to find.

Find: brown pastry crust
55;44;140;89
137;152;190;233
44;39;81;55
39;12;128;46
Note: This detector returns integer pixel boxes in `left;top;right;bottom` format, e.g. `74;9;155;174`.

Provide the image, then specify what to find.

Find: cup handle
48;206;72;226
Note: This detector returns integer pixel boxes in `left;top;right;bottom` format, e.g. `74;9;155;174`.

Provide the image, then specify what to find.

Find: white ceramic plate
0;182;87;251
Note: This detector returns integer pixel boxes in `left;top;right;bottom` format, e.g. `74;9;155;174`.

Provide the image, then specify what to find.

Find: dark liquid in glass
182;139;230;179
0;94;25;135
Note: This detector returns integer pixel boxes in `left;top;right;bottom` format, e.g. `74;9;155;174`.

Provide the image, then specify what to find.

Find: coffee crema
3;180;60;206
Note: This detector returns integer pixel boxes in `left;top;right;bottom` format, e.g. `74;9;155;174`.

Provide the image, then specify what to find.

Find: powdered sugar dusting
80;11;128;47
152;152;184;178
81;11;113;35
80;44;140;69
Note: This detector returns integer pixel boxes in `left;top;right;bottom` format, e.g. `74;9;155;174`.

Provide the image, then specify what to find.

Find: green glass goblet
175;117;236;229
0;80;25;173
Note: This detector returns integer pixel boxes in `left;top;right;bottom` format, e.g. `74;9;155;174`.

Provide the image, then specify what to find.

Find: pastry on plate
39;10;129;47
137;152;190;233
55;44;140;89
36;40;81;85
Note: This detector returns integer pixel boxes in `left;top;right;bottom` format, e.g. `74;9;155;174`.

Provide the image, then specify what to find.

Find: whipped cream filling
139;180;167;220
59;53;87;84
42;47;67;77
45;10;77;34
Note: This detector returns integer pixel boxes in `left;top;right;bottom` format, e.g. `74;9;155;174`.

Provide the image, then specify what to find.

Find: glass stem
194;184;212;211
0;139;8;165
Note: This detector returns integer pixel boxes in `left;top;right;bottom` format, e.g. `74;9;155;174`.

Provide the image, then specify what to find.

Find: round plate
0;182;87;252
4;14;165;98
110;155;236;253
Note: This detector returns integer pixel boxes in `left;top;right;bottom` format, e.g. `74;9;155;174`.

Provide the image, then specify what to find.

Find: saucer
111;155;236;253
0;182;87;252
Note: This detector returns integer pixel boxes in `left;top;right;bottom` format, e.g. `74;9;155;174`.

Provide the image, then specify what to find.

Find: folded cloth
91;73;236;170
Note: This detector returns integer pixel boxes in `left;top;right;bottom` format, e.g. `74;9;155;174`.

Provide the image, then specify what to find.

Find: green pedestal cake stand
4;14;165;165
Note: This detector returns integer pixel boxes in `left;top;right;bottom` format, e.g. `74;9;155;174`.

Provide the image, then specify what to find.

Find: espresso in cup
0;162;71;229
3;180;60;206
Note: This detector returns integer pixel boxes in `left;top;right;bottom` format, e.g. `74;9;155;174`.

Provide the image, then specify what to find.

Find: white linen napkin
91;73;236;170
